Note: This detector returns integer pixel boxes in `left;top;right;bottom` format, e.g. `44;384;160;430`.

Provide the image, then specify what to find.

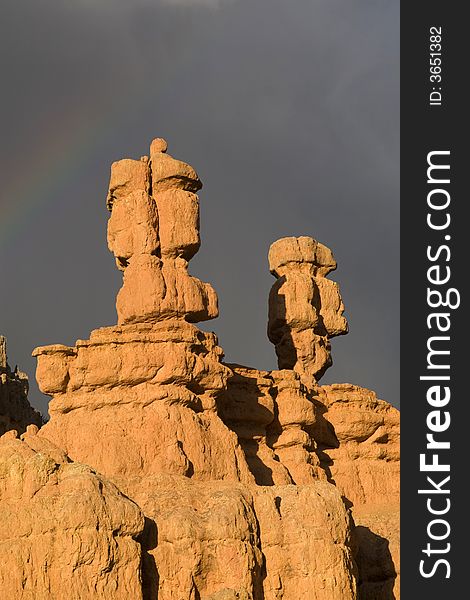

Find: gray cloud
73;0;230;10
158;0;229;6
0;0;399;417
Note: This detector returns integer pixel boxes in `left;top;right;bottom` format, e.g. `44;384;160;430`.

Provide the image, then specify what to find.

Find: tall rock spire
107;138;217;325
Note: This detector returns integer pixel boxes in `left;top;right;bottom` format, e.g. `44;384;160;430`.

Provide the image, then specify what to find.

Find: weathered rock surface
122;475;265;600
35;321;253;484
268;237;348;384
107;139;217;325
220;365;332;486
0;427;145;600
109;474;357;600
318;384;399;507
0;336;41;436
253;482;357;599
318;384;400;599
0;138;400;600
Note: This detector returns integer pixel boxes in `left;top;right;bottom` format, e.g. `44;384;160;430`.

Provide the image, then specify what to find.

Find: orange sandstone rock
35;320;253;484
106;139;216;325
319;384;400;599
318;384;399;509
0;428;145;600
268;236;348;383
254;482;358;599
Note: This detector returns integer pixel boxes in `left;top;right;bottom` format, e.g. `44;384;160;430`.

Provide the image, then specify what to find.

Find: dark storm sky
0;0;399;417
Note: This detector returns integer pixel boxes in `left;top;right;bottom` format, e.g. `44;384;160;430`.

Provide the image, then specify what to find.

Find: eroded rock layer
318;384;400;599
106;138;217;325
268;236;348;384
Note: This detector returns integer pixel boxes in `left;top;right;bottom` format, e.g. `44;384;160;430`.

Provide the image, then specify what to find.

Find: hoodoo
0;139;399;600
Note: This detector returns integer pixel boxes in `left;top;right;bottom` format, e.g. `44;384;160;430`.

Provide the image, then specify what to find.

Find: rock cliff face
0;139;399;600
0;427;145;600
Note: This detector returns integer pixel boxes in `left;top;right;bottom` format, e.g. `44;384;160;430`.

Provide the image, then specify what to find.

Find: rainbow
0;95;152;250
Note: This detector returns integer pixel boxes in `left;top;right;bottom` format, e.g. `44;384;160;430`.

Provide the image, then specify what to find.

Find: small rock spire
267;236;348;383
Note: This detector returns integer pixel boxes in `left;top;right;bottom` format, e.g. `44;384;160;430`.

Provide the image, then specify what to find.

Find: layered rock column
107;138;217;324
268;236;348;383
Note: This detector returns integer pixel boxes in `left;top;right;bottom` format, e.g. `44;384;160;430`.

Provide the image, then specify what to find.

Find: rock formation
318;384;400;599
0;138;399;600
268;236;348;384
0;427;145;599
106;138;217;325
0;335;42;435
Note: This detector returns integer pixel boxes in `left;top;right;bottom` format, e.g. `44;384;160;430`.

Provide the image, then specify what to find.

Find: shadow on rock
139;517;159;600
354;526;397;600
